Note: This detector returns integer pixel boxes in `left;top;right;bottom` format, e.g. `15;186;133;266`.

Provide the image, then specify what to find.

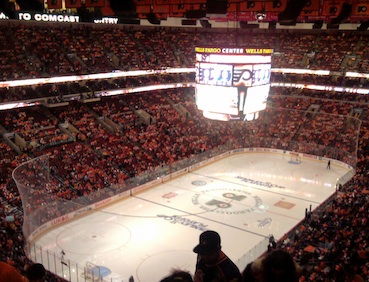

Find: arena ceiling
1;0;369;29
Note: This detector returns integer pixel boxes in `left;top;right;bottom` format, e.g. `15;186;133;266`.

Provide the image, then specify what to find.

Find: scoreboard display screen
233;64;271;87
196;63;233;86
195;47;273;121
196;84;239;115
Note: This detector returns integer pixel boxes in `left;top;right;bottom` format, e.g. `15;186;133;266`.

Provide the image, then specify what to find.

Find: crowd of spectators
1;22;369;281
3;23;369;81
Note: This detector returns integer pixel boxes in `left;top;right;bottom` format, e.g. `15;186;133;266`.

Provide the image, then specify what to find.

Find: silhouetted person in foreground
160;269;193;282
0;261;28;282
27;263;46;282
242;249;301;282
193;230;241;282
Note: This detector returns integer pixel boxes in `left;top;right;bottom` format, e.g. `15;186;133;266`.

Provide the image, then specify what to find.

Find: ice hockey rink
30;151;353;282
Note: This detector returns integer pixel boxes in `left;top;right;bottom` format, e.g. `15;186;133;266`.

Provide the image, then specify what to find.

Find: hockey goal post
290;152;301;163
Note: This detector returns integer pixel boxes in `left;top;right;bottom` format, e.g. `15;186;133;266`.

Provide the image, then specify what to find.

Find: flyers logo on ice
191;188;266;215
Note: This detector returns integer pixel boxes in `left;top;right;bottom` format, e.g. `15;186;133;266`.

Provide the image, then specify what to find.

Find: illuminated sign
0;12;9;20
18;12;80;23
195;47;273;55
93;17;119;24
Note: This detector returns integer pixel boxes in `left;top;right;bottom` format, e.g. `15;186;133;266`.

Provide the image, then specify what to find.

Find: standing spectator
193;230;241;282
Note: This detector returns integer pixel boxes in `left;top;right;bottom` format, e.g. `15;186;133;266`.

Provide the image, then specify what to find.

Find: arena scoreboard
195;47;273;121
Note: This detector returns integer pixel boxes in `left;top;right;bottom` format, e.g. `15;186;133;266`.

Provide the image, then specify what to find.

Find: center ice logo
191;189;266;215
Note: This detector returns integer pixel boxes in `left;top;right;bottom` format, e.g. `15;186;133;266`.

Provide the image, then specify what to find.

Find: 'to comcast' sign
18;12;80;23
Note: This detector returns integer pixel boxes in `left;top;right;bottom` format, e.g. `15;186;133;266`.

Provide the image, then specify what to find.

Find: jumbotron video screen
195;47;273;121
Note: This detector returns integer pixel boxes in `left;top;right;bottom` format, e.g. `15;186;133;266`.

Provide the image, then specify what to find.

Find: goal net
289;152;301;164
84;262;102;282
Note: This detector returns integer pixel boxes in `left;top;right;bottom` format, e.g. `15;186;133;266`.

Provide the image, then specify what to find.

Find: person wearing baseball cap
193;230;241;282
